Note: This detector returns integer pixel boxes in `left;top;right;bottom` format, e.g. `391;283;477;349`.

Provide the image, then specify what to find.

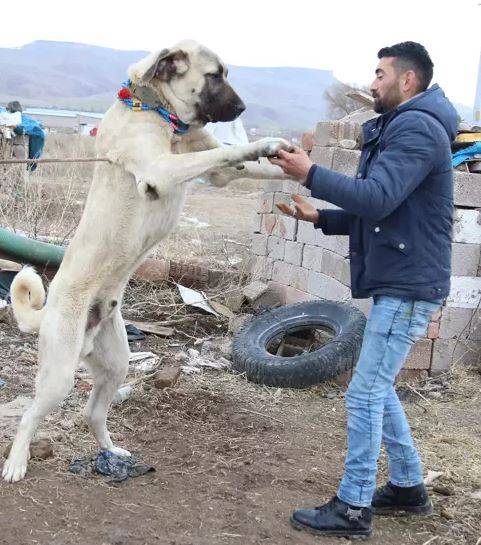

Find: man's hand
268;146;313;182
276;194;319;223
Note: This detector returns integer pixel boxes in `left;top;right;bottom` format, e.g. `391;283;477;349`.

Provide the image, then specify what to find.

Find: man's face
370;57;403;114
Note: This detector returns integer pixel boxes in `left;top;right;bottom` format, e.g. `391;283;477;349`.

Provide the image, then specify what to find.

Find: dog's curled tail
11;267;46;333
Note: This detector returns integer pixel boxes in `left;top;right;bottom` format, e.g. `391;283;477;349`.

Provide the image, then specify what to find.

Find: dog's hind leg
83;309;130;456
2;309;86;482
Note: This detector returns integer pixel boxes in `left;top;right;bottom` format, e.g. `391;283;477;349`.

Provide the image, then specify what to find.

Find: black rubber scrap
232;300;366;388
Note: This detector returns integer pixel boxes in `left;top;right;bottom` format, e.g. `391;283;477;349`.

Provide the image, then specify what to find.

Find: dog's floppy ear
142;48;190;83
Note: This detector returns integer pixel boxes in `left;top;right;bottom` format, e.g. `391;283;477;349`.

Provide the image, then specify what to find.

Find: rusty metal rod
0;157;111;165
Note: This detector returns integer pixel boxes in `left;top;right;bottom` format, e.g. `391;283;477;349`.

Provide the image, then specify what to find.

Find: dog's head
128;40;245;126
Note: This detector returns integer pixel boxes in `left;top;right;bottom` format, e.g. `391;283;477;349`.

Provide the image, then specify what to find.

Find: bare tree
324;82;371;120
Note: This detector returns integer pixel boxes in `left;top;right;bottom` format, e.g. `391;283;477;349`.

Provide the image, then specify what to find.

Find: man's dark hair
6;101;23;113
377;41;433;92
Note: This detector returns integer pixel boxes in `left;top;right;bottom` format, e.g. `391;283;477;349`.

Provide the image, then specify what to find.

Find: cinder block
253;213;262;234
257;192;274;214
273;215;297;240
453;171;481;207
309;146;335;168
306;196;341;211
297;220;317;245
431;338;481;375
272;260;292;285
427;321;440;339
314;230;350;256
302;244;323;272
451;243;481;277
350;297;372;317
259;179;286;192
447;277;481;308
314;121;340;146
397;369;429;383
282;180;310;196
321;249;351;286
267;236;285;260
438;306;481;340
331;148;361;177
452;209;481;244
404;338;432;369
273;192;291;215
261;214;277;235
283;285;319;305
251;233;268;256
284;240;304;266
307;271;351;301
249;256;274;280
290;265;310;292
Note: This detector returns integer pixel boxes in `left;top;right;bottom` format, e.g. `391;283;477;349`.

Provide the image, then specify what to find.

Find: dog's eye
208;72;222;80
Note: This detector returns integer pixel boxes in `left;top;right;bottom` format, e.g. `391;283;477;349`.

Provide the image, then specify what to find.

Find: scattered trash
177;284;219;317
153;367;181;389
126;320;174;338
0;378;5;390
179;216;209;229
4;438;53;460
112;384;132;405
180;347;231;375
68;450;155;482
424;470;444;486
200;337;232;361
125;323;146;342
129;351;161;373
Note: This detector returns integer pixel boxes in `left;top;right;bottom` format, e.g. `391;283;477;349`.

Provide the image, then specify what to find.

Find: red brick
427;321;440;339
403;338;432;369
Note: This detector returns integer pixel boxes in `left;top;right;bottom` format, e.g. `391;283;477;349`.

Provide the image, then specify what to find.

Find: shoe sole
372;501;433;517
290;516;371;540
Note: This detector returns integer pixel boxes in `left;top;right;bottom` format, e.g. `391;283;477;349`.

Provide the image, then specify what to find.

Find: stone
314;121;340;147
248;256;274;280
302;244;323;272
272;215;297;240
338;139;358;150
243;280;270;302
297;220;317;245
260;214;277;236
452;209;481;244
153;367;181;389
321;249;351;286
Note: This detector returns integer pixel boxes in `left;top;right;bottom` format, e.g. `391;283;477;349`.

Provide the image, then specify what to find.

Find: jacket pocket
365;236;411;283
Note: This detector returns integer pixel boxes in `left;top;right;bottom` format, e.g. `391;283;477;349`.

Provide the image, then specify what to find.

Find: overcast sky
1;0;480;107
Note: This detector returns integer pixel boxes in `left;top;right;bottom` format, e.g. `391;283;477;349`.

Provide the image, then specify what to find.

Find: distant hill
0;40;335;131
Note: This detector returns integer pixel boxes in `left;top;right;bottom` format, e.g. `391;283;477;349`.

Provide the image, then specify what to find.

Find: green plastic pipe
0;227;65;268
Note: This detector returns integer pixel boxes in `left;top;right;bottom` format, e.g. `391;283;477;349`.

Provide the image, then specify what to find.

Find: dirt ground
0;174;480;544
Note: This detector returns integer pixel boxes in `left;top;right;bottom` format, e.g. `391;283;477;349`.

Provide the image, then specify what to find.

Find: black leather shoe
372;482;433;516
290;496;372;539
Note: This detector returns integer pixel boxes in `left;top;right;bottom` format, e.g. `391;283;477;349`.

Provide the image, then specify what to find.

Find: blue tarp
0;108;45;171
452;142;481;168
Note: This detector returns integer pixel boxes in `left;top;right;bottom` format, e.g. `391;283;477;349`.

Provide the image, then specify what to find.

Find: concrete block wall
250;120;481;378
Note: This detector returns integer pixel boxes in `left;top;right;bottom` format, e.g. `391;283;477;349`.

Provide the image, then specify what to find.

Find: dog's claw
2;457;28;483
108;446;132;458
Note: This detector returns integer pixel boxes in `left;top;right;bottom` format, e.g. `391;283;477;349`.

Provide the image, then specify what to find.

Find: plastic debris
68;450;155;482
177;284;219;317
128;351;161;373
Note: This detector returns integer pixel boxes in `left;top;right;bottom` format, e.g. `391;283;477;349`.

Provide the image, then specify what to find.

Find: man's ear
142;48;190;83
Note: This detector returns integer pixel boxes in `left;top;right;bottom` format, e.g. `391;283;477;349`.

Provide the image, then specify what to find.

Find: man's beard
372;86;403;114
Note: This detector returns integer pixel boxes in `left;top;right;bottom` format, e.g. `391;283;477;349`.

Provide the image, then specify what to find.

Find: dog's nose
235;101;246;115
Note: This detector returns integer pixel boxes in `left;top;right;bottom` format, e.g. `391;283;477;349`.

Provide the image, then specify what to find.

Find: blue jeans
337;296;441;507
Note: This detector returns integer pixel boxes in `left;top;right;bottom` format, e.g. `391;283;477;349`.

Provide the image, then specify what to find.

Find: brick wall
250;120;481;378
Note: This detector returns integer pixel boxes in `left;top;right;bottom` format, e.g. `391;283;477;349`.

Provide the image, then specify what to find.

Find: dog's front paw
2;455;28;483
255;137;294;158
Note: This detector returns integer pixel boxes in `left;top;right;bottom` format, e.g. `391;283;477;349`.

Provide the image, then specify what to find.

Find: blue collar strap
117;80;189;135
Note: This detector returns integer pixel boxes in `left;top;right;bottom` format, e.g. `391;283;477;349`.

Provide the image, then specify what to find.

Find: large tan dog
3;40;292;482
